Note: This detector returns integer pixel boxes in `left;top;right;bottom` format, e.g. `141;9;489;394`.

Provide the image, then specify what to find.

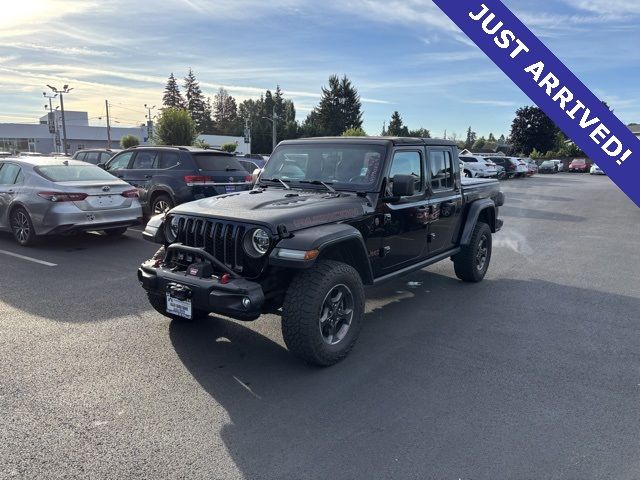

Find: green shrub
120;134;140;149
220;143;238;153
154;108;197;146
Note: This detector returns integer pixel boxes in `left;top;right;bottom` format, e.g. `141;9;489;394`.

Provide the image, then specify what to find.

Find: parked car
493;164;507;180
523;158;538;176
18;152;45;157
0;151;12;158
590;163;605;175
550;159;564;172
72;148;121;165
538;160;558;173
0;157;142;246
459;155;498;178
569;158;589;172
103;146;253;215
140;137;505;366
491;157;526;178
236;154;267;169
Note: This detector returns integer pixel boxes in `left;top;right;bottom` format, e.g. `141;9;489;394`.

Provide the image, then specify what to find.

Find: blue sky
0;0;639;139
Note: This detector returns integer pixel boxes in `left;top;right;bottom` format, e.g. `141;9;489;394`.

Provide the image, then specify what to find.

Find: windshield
260;143;387;191
193;154;244;172
541;161;554;166
36;165;119;182
572;159;586;164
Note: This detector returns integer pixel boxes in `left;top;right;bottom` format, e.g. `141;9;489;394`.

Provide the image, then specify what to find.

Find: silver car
0;157;142;246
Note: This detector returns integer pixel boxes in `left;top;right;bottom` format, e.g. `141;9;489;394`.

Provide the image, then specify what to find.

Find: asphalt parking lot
1;174;639;480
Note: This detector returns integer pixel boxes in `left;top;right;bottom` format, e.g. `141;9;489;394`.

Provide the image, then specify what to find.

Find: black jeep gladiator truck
139;137;504;366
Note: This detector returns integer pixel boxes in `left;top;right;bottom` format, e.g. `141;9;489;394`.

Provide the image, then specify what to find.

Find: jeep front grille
174;217;248;272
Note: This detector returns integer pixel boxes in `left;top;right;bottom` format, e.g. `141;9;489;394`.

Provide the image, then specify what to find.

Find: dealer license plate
166;293;192;319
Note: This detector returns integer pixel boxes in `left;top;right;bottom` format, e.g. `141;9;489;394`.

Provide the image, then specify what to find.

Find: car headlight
243;228;271;258
164;215;180;243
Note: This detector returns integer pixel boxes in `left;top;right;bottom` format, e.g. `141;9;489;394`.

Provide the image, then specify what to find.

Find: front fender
269;224;374;283
142;213;166;243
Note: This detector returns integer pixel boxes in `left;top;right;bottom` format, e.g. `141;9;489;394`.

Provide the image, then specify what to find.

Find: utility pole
43;92;58;152
262;107;278;153
47;84;73;155
144;104;156;141
105;100;112;149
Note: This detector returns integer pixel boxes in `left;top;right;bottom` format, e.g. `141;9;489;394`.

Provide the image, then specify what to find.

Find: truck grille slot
174;217;248;272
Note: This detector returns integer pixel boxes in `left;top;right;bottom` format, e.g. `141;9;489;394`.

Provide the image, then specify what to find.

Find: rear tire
151;194;174;216
11;207;36;246
453;221;492;283
282;260;365;366
104;227;128;237
146;292;209;322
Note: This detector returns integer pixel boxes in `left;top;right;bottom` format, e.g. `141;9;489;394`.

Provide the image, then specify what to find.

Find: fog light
242;297;251;310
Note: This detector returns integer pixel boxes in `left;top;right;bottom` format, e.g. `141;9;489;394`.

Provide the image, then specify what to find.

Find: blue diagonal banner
432;0;640;207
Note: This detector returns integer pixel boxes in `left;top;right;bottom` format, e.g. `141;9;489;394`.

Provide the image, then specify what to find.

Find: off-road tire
11;207;36;246
453;221;492;283
282;260;365;366
146;292;209;322
104;227;128;237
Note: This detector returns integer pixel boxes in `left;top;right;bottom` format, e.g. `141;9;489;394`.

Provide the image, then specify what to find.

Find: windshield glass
572;159;586;164
261;143;387;190
36;165;118;182
541;161;554;166
193;154;244;171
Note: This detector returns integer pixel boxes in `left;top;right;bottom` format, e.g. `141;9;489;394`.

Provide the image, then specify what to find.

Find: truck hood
169;188;369;232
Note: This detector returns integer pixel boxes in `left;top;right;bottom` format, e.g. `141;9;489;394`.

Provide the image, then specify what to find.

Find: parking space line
0;249;57;267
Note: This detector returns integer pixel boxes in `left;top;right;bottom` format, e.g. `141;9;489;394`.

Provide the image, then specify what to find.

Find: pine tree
465;127;477;149
212;88;239;135
303;75;363;137
339;75;362;131
498;134;506;145
386;111;409;137
183;68;208;132
162;73;185;109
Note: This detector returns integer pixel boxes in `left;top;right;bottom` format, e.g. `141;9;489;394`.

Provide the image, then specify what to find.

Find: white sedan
590;164;605;175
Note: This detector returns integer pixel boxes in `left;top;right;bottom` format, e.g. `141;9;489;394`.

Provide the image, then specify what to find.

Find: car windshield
260;143;387;191
193;154;244;172
541;161;554;166
572;159;586;164
36;164;119;182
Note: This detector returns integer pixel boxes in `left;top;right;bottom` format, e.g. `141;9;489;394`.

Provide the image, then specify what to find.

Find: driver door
381;149;429;272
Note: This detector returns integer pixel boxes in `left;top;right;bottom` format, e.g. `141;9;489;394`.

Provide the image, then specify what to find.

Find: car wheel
282;260;365;366
104;227;128;237
463;170;472;178
151;194;174;215
11;207;36;246
146;292;209;322
453;221;492;283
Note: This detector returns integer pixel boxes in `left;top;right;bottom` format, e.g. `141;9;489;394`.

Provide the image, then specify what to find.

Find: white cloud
561;0;640;15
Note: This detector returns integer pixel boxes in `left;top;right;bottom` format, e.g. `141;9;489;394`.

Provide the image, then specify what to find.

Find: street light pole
144;104;156;141
105;100;112;149
47;84;73;155
43;92;58;152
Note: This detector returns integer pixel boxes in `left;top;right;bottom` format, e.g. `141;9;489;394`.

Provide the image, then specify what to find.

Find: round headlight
244;228;271;257
164;215;180;243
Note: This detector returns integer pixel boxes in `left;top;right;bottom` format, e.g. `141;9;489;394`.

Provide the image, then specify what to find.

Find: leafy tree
220;142;238;153
162;73;185;109
342;127;367;136
510;106;559;155
303;75;362;136
472;136;487;150
465;127;477;149
386;111;410;136
408;127;431;138
154;107;197;146
120;134;139;149
183;68;208;132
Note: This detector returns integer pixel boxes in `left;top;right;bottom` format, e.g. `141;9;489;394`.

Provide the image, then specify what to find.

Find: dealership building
0;110;249;155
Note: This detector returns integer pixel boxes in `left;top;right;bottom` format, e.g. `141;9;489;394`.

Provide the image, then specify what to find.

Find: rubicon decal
432;0;640;207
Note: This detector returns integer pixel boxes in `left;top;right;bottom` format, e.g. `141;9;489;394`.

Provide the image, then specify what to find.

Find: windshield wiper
299;180;336;193
260;177;291;190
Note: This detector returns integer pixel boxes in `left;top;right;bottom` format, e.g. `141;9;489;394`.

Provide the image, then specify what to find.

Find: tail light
38;191;88;202
245;175;253;182
121;189;139;198
184;175;213;185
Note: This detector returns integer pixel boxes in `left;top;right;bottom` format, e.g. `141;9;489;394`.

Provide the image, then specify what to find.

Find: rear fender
460;199;496;245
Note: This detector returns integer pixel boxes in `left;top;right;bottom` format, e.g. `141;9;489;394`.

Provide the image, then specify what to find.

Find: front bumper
138;260;265;321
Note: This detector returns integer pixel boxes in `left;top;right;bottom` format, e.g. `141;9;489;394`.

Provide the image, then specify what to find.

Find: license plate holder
166;286;192;319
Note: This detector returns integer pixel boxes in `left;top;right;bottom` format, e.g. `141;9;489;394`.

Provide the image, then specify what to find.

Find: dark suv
104;146;252;215
72;148;121;165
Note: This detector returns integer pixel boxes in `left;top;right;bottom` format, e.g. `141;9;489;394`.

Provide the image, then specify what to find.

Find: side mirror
252;168;263;184
392;174;416;197
97;163;106;170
